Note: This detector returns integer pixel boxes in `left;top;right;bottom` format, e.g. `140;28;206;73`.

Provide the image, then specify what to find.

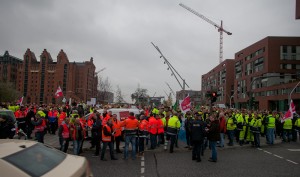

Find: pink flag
54;86;63;98
179;95;191;113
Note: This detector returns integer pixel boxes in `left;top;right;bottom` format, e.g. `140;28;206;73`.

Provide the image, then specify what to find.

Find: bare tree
131;84;149;107
0;82;21;103
115;85;125;103
98;76;113;103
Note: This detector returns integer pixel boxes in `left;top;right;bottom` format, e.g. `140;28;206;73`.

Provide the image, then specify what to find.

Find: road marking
287;149;300;152
286;159;298;165
141;156;145;161
257;148;263;151
273;154;283;159
141;167;145;174
264;150;272;154
141;161;145;167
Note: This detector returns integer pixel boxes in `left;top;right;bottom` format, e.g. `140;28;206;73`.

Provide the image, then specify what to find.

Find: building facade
234;36;300;111
201;59;235;107
1;49;98;104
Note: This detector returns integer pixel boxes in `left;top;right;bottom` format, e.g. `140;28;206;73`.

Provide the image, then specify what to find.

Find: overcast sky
0;0;299;103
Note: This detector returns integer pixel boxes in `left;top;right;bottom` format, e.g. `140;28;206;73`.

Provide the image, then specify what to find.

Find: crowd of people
1;102;300;163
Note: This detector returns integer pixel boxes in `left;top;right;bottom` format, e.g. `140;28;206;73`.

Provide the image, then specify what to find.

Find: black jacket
190;119;206;141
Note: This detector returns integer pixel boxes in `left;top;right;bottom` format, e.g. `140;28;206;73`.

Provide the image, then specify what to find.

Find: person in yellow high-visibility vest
282;118;293;142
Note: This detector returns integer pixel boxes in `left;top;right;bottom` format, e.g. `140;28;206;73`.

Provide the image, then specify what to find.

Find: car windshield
3;143;66;177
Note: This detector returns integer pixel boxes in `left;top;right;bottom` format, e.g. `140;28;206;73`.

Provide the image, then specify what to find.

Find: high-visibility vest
283;119;292;130
226;117;236;130
267;116;276;128
166;116;180;135
102;125;112;142
295;118;300;127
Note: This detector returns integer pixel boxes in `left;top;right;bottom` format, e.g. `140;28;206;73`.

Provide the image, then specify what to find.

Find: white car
0;139;93;177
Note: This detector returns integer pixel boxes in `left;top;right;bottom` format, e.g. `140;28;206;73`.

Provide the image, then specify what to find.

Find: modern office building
234;36;300;111
0;49;98;104
201;59;235;107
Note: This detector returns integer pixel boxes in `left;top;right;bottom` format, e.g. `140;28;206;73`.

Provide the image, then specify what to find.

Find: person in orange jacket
101;118;118;161
148;113;158;150
138;115;149;156
157;113;165;146
121;112;139;160
112;114;122;153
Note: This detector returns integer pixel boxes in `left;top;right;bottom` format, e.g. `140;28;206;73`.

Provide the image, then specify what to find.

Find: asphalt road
82;140;300;177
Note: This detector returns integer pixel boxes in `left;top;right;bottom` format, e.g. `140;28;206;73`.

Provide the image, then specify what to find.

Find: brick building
201;36;300;111
201;59;235;107
234;36;300;111
1;49;98;104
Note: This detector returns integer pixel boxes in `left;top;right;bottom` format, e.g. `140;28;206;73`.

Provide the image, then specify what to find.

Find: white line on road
141;167;145;174
287;149;300;152
257;148;263;151
141;161;145;167
264;150;272;154
141;156;145;161
286;159;299;165
273;154;283;159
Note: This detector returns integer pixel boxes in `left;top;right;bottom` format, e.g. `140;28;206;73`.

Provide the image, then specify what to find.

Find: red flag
179;95;191;113
290;100;296;114
282;99;296;122
55;86;63;98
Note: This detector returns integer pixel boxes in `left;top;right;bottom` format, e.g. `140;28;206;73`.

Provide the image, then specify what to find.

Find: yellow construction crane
179;3;232;63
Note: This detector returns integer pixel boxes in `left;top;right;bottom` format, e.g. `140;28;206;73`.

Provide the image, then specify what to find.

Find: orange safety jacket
14;110;27;124
121;116;139;135
61;123;70;139
157;118;164;134
113;119;122;137
148;117;158;135
102;125;112;142
58;112;67;126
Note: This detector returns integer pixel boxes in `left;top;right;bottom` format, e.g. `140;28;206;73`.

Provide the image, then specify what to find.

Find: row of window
255;87;300;97
245;47;265;61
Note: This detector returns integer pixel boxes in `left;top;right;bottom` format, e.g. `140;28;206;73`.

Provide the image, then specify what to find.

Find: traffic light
211;92;217;103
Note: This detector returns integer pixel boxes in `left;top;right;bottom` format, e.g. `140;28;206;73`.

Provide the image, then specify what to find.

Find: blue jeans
73;140;82;155
266;128;275;144
124;135;136;159
219;133;225;147
227;130;234;145
210;141;217;161
282;129;292;142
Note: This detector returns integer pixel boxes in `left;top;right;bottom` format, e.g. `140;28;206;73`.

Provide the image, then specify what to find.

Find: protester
101;118;118;161
31;113;46;143
190;112;206;162
206;113;220;162
58;117;70;153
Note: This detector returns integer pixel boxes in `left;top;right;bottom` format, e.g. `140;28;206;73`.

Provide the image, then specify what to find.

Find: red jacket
219;116;226;133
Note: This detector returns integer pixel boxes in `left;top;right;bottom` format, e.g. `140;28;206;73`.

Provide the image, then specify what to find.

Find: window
3;143;66;177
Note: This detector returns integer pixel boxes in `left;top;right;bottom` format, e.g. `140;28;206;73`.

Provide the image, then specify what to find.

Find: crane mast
179;3;232;63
